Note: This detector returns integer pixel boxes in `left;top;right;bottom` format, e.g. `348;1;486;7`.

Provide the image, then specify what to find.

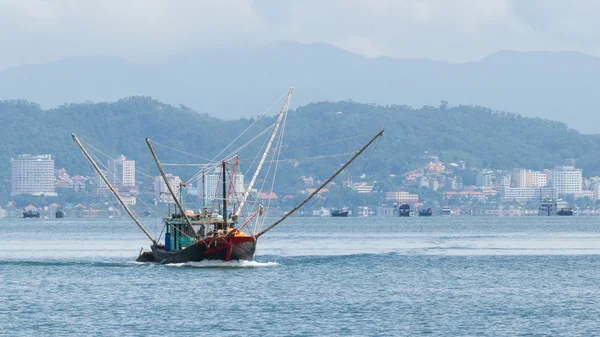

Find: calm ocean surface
2;216;600;336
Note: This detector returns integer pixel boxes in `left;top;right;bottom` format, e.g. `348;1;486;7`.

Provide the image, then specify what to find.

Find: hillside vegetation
1;97;599;196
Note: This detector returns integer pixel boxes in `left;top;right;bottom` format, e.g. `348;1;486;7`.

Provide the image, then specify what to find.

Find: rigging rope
82;140;161;229
237;152;357;164
203;90;289;167
151;141;213;162
327;136;382;211
273;131;376;156
80;139;156;179
185;124;274;185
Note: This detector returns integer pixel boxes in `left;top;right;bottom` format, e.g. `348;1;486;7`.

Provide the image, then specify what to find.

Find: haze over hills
0;41;598;133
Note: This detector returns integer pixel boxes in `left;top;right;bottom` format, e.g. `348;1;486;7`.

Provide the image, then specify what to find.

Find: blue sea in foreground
2;216;600;336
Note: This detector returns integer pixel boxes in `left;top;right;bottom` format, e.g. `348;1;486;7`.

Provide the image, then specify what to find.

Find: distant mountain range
1;41;599;134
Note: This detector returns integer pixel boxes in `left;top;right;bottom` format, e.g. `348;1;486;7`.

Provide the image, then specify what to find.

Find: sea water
2;216;600;336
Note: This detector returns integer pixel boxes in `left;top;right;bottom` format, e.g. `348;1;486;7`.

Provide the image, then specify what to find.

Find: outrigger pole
145;138;198;239
256;129;384;239
71;134;157;244
235;87;293;217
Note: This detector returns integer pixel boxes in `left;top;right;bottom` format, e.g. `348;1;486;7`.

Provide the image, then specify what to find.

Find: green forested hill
1;97;599;196
288;101;600;176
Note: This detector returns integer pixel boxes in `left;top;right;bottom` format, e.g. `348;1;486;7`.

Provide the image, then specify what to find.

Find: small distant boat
419;208;432;217
23;210;40;218
557;208;574;216
396;204;411;217
55;210;64;218
331;208;349;217
441;206;451;216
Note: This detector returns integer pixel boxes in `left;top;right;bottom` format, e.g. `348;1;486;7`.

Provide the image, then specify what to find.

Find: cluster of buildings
7;151;600;218
154;168;245;207
383;158;599;213
8;153;251;213
483;166;594;201
10;154;138;198
9;153;139;204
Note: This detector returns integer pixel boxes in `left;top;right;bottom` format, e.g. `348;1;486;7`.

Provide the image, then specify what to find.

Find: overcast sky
1;0;600;70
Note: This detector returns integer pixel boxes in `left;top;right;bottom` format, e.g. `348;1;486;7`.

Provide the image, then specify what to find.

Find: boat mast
202;168;206;209
71;134;156;244
256;129;384;238
145;138;198;239
222;160;228;228
235;87;293;217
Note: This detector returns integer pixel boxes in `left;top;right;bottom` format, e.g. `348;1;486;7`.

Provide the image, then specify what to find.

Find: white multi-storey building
11;154;57;196
512;169;529;188
385;191;419;203
530;171;547;187
502;187;557;201
500;174;512;189
511;169;547;188
154;174;182;204
552;166;583;195
476;171;494;187
202;168;244;207
108;155;135;188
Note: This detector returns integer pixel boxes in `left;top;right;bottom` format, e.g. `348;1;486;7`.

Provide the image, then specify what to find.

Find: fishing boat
23;210;40;218
72;89;383;264
538;198;574;216
419;208;432;217
395;203;411;217
330;208;349;217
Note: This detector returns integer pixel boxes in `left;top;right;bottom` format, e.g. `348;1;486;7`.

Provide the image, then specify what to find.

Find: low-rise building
352;182;373;194
502;187;557;201
355;206;374;217
385;191;419;203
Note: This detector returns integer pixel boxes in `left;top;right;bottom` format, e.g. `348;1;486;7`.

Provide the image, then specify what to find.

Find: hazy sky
1;0;600;70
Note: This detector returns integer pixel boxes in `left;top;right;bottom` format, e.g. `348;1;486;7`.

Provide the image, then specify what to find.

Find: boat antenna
146;138;198;239
256;129;384;238
71;134;157;244
235;87;293;217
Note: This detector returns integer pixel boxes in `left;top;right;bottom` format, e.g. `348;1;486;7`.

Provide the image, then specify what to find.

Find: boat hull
137;236;256;264
331;211;349;217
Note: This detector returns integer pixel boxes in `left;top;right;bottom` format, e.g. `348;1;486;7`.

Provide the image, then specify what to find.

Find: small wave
167;260;279;268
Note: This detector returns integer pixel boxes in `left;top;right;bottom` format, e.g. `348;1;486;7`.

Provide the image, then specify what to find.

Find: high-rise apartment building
512;169;530;188
154;174;181;204
201;168;244;207
552;166;582;195
476;171;494;187
529;171;547;187
11;154;57;196
108;155;135;188
511;169;547;188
